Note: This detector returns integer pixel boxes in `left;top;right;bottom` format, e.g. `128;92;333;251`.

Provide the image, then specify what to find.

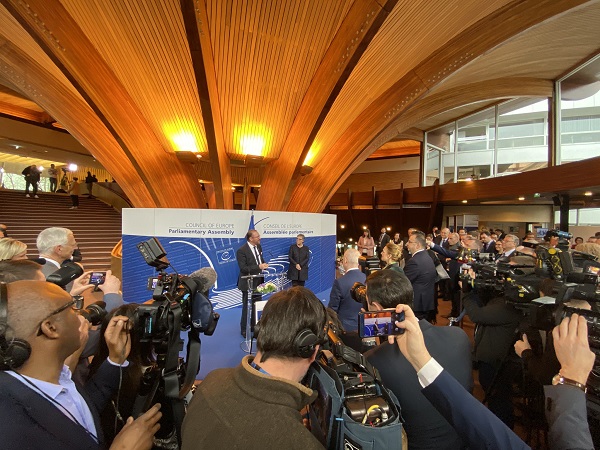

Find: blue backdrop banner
122;209;336;378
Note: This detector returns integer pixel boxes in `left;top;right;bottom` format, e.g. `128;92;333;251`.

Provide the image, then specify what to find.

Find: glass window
558;55;600;164
578;208;600;226
496;99;548;175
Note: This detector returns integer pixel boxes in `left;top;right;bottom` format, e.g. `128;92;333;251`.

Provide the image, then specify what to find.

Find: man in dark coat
376;227;390;259
328;248;365;333
404;232;437;321
237;229;269;336
0;280;161;450
22;164;41;198
364;270;472;450
287;234;309;286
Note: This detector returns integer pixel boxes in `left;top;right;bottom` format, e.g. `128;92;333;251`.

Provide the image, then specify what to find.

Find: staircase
0;189;121;271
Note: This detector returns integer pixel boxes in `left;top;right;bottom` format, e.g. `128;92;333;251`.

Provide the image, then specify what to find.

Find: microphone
46;261;83;287
189;267;218;293
29;257;46;265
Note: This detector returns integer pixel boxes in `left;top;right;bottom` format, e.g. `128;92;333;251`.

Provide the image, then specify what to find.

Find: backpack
305;338;404;449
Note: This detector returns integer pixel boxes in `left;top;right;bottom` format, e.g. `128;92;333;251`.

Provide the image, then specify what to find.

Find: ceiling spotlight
386;227;391;231
362;226;367;230
68;163;78;171
340;224;345;229
585;191;593;196
462;200;468;204
348;238;353;242
518;196;525;201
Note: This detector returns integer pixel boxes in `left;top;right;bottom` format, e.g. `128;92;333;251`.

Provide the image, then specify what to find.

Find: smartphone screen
89;271;106;285
358;310;405;338
146;276;159;290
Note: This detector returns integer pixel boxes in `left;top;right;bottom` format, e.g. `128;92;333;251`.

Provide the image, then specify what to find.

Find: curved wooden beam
256;0;398;211
181;0;232;209
364;76;553;164
0;38;156;206
287;0;590;212
1;0;205;208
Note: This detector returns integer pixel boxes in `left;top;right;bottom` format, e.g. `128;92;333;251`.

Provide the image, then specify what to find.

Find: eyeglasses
36;297;83;336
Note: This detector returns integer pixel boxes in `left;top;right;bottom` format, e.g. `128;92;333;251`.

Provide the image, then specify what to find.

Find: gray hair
505;234;520;246
344;248;360;265
36;227;72;255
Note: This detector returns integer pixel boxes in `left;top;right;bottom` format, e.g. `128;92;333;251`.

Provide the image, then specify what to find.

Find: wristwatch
552;373;587;393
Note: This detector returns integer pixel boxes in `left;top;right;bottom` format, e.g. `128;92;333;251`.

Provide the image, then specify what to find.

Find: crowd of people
18;164;99;208
1;222;599;449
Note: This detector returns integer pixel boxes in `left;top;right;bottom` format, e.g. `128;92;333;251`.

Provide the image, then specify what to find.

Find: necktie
253;246;261;265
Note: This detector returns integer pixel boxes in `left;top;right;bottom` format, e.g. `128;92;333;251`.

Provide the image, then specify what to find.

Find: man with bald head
0;281;161;449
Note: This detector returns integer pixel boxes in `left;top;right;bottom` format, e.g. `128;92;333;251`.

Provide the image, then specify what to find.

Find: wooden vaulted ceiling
0;0;598;211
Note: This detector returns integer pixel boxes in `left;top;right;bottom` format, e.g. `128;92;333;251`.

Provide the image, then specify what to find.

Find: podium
240;274;265;353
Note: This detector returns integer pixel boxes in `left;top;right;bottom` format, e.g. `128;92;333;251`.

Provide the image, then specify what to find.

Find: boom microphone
189;267;218;294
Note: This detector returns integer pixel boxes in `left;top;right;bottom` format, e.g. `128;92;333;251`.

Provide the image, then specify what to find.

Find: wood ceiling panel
311;0;512;167
0;4;80;98
206;0;354;159
60;0;208;155
430;2;600;94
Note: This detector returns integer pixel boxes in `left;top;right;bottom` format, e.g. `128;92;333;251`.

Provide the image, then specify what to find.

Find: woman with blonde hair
0;238;27;261
381;242;405;272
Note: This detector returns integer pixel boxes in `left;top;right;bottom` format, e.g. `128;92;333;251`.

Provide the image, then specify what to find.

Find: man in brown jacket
182;287;327;449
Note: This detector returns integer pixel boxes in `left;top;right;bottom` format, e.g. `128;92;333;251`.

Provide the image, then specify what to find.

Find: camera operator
364;269;472;450
0;281;162;450
514;278;592;385
181;286;326;449
386;303;594;450
461;268;522;429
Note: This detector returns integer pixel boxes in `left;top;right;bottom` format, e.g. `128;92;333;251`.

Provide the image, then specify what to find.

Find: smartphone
89;271;106;285
358;310;405;338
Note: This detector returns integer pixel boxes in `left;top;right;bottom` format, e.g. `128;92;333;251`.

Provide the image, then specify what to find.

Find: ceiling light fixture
518;196;525;201
462;200;468;203
585;191;593;196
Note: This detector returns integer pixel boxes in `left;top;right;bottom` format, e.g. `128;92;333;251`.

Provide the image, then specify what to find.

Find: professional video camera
460;254;540;304
305;320;403;449
132;237;219;448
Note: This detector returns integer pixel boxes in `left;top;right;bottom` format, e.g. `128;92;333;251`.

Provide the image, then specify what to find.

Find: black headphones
292;300;329;359
0;283;32;370
253;299;329;359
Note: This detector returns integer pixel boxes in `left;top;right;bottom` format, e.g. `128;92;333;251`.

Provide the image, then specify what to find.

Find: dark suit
482;240;498;254
404;249;437;317
377;232;390;256
328;268;366;333
0;360;122;450
237;242;265;334
421;370;530;450
366;321;472;450
544;385;593;450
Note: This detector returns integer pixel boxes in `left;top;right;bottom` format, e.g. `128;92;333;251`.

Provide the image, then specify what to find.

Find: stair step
1;189;122;272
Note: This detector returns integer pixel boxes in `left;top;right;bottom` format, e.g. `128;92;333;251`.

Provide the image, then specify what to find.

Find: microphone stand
240;273;265;353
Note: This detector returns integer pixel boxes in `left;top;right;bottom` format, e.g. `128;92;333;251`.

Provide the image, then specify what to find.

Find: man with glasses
0;280;162;449
497;234;519;263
